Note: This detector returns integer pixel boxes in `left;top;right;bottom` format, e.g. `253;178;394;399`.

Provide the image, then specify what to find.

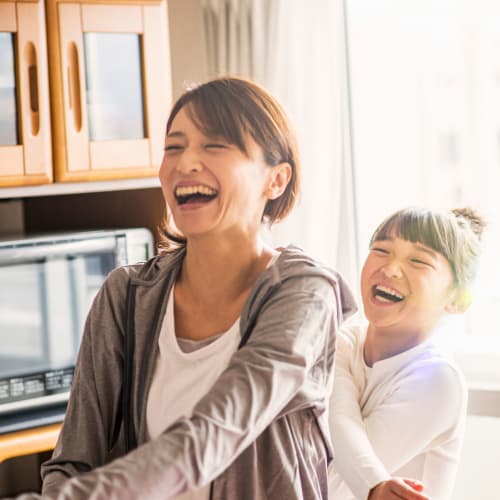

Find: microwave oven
0;228;154;434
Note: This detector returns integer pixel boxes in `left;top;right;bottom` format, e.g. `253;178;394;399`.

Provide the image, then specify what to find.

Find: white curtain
202;0;359;287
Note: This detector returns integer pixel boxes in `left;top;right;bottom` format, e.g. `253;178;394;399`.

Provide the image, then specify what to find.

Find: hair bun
452;207;486;240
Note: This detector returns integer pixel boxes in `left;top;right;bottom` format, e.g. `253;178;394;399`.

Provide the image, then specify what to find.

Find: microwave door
0;258;79;381
44;258;78;371
0;237;118;416
69;252;117;347
46;249;118;368
0;261;47;379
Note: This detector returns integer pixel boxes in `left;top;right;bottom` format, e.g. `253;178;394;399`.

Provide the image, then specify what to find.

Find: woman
39;77;356;500
328;207;485;500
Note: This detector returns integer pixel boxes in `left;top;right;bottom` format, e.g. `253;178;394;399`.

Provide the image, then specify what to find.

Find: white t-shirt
146;287;241;500
328;322;467;500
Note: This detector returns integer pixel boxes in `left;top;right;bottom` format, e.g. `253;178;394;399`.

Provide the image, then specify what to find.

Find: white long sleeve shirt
328;322;467;500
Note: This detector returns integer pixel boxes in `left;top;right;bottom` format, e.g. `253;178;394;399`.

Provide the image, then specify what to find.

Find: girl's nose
381;260;403;279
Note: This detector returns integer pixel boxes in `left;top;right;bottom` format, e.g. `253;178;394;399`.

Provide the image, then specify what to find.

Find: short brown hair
160;77;300;250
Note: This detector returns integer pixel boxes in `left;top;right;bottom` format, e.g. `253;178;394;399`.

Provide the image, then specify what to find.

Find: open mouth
174;185;218;206
372;284;405;303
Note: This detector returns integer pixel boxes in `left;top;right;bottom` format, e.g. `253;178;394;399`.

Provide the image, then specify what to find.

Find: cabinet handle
67;41;82;133
25;42;40;136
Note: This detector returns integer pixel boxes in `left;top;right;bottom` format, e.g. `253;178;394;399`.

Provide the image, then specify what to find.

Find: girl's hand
368;477;430;500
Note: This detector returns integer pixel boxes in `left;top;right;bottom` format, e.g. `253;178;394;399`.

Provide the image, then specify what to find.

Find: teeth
175;185;217;197
376;295;394;303
375;285;404;300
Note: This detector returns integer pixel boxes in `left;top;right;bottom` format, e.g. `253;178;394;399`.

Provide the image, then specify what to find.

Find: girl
328;207;485;500
37;77;356;499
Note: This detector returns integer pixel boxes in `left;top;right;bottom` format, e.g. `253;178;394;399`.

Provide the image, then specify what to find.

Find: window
0;33;18;146
347;0;500;386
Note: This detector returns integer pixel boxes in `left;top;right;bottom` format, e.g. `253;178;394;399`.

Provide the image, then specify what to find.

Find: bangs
371;209;456;263
184;91;250;155
166;81;255;157
165;78;288;167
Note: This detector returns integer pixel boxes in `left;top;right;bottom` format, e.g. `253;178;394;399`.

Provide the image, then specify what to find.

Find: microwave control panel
0;367;74;406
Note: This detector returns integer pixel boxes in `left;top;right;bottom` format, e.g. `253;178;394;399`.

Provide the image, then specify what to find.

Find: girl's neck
363;325;429;367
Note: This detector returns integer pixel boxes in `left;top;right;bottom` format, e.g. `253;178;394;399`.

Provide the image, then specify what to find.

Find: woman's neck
179;235;276;305
172;234;277;340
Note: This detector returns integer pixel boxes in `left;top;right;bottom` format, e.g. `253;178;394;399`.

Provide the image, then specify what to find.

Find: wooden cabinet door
0;0;52;187
47;0;172;182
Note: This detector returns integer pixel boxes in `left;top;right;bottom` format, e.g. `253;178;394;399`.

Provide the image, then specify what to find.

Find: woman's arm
38;273;346;500
41;268;128;494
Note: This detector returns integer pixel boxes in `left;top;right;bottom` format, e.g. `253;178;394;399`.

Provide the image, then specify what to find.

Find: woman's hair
159;76;300;251
370;206;486;298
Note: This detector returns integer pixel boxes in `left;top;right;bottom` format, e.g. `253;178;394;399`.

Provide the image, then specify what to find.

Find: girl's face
361;234;457;339
159;107;280;241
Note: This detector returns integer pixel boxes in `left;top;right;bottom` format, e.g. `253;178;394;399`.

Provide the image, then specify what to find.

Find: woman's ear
265;163;292;200
445;289;472;314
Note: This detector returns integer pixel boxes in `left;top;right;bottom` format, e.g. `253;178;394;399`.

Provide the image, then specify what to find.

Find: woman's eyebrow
166;131;185;139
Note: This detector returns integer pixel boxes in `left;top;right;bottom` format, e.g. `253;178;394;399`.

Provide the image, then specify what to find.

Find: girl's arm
329;330;392;499
368;478;428;500
38;273;346;500
331;336;466;500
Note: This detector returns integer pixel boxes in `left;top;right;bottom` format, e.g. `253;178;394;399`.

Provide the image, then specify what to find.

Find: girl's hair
158;76;300;251
370;206;486;297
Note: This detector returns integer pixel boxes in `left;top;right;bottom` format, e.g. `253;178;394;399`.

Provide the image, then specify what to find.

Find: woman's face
361;234;457;340
159;107;275;241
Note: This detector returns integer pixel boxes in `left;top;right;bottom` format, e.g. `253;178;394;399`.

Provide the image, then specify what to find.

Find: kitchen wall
167;0;209;98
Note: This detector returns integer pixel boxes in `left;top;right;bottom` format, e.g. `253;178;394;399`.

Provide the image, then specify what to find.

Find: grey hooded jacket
38;245;356;500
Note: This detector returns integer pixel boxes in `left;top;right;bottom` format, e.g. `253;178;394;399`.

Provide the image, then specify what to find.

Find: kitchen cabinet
47;0;171;182
0;0;171;188
0;0;52;187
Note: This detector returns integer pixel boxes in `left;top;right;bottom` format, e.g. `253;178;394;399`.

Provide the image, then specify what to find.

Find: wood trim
52;0;163;5
0;172;52;187
0;2;16;31
55;166;158;182
81;4;143;32
46;0;68;181
57;2;90;174
0;423;61;463
16;0;53;178
143;2;171;167
90;139;150;171
0;146;24;177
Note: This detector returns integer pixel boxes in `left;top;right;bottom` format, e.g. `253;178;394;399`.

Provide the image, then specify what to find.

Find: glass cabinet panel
0;33;18;146
83;33;145;141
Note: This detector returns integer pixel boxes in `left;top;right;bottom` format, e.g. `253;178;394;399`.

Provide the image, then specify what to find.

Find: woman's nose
176;148;203;174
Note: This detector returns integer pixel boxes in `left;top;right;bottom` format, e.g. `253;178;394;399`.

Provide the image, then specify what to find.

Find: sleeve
41;268;128;495
363;362;465;498
38;274;342;500
331;345;466;500
329;329;391;500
